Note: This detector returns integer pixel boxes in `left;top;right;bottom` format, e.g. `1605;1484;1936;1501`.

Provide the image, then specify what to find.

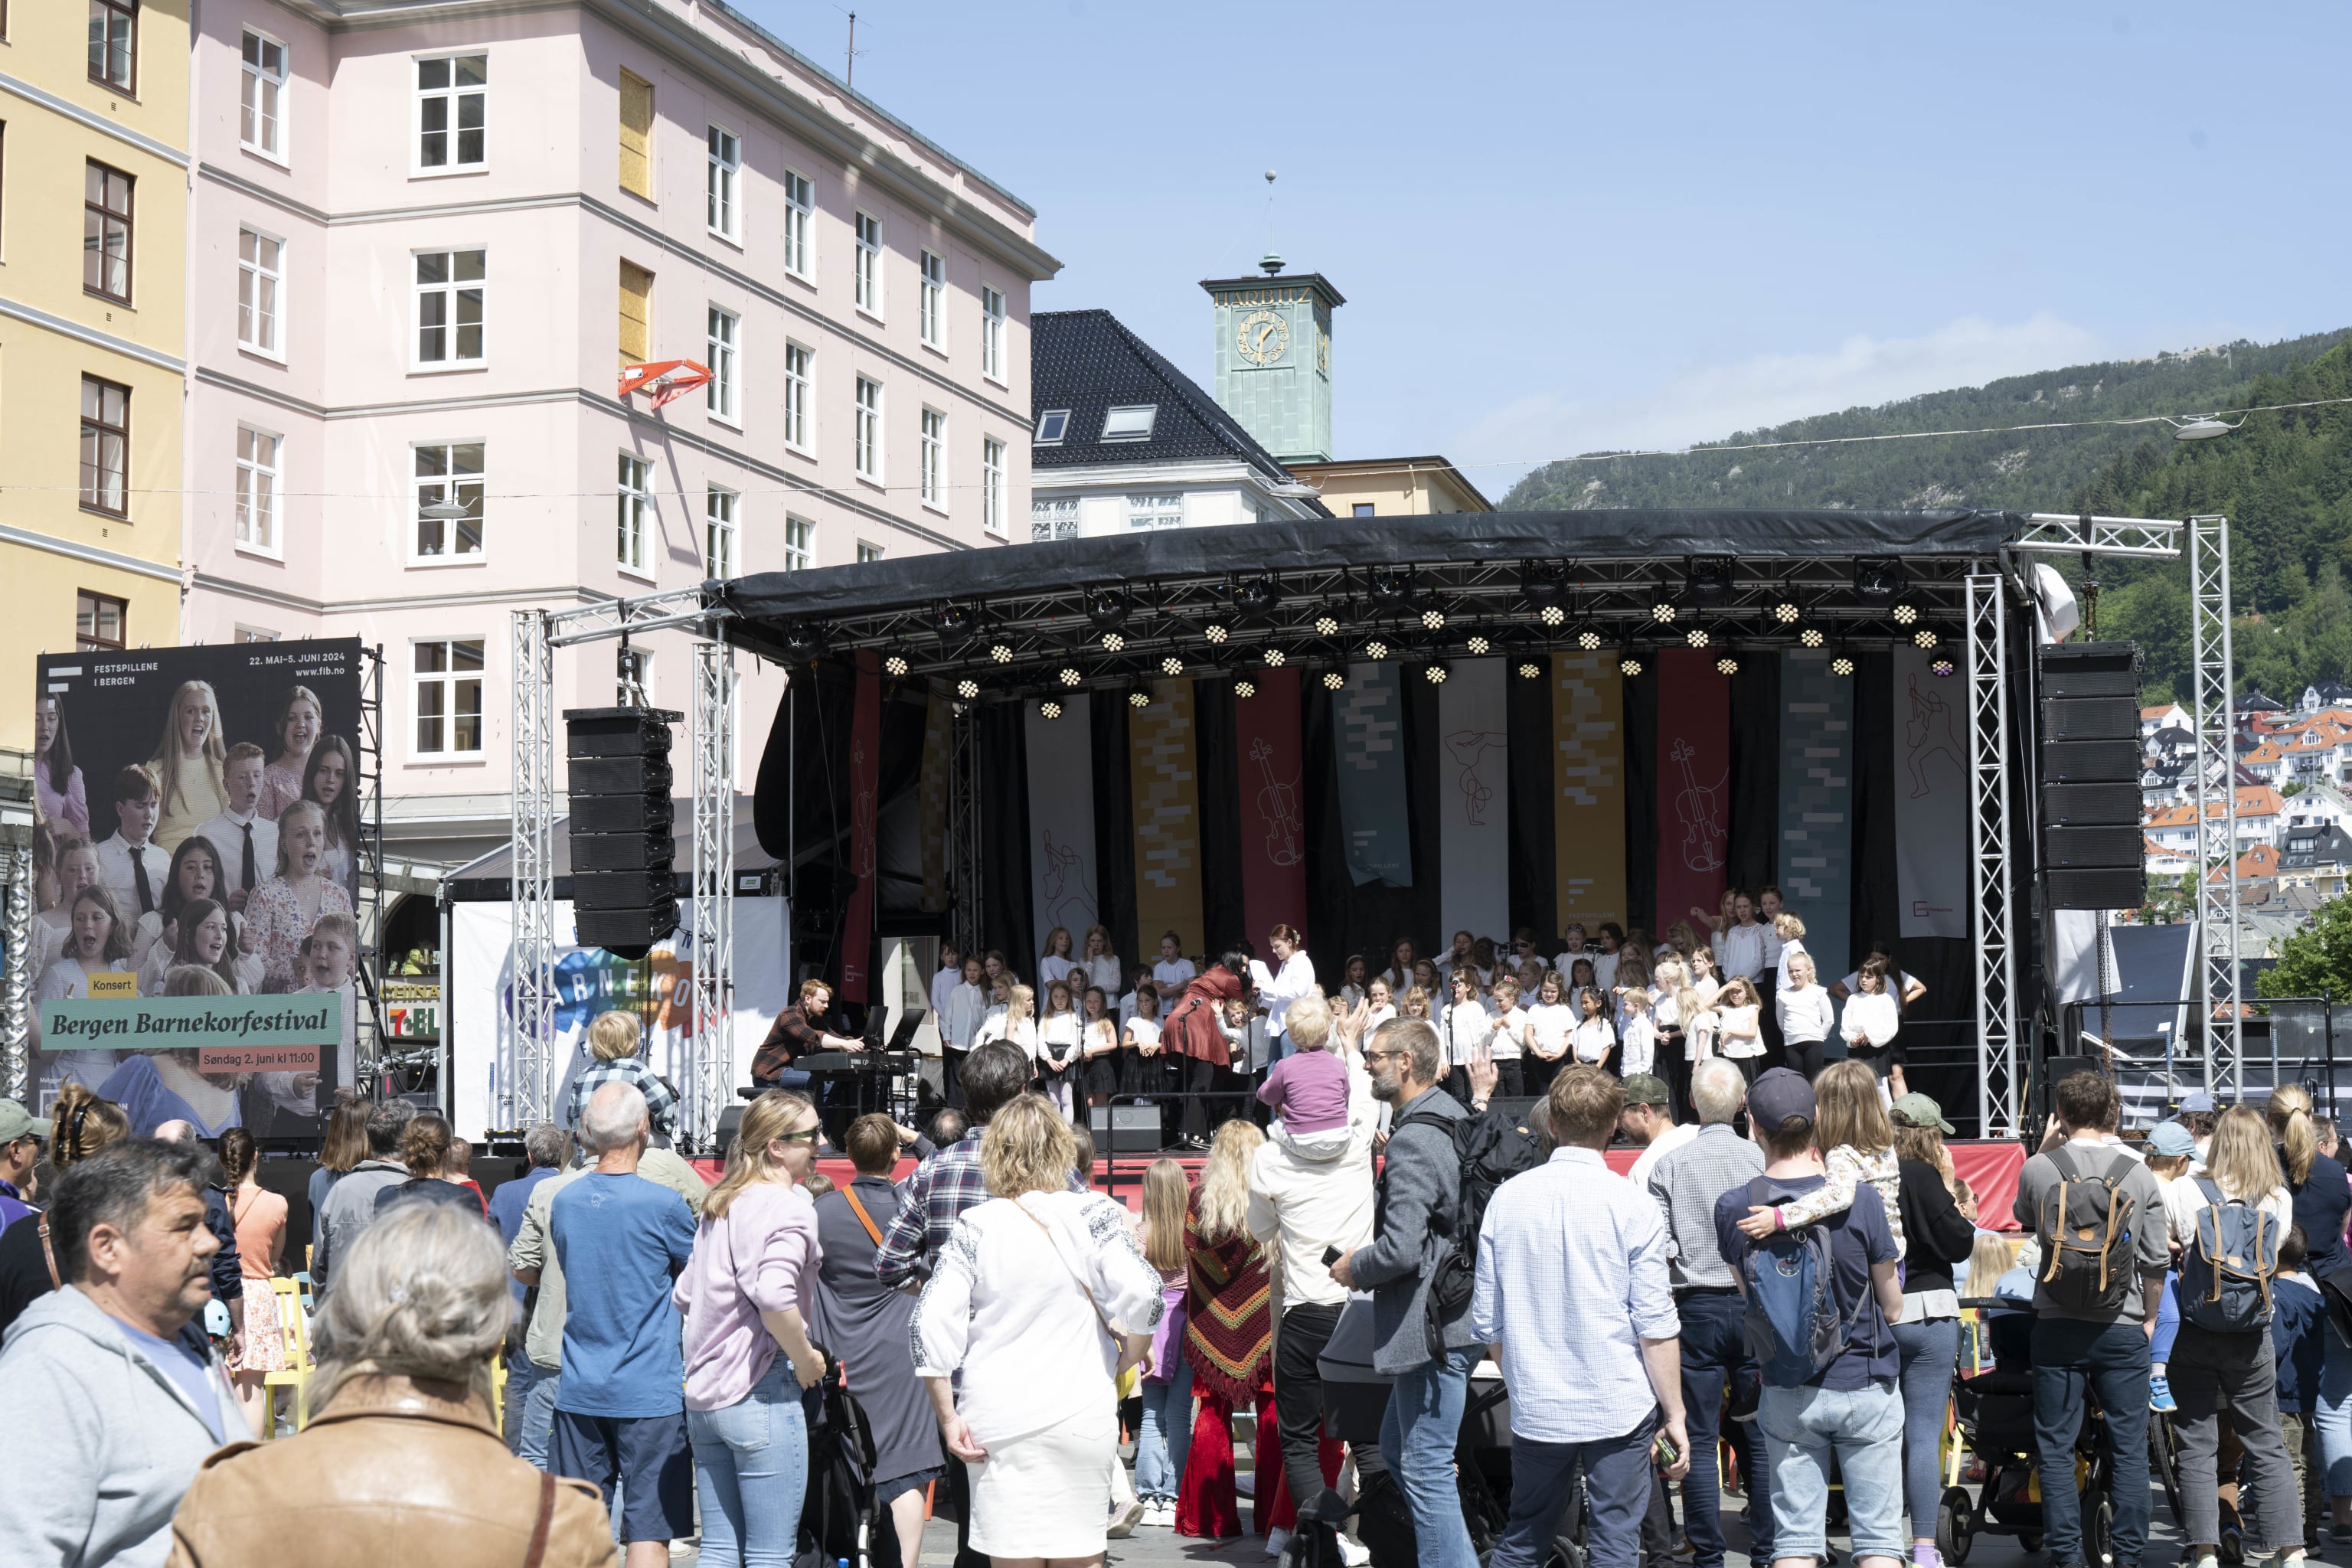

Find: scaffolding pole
1967;570;2021;1137
2188;514;2243;1096
2;843;28;1103
688;635;737;1153
947;694;983;958
507;609;558;1128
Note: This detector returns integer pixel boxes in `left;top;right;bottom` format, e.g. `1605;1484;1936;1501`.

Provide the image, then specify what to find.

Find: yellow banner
1129;678;1205;957
1551;652;1627;928
87;972;139;999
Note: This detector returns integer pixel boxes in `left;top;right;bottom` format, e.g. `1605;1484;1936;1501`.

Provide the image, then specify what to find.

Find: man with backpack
1713;1068;1906;1568
2011;1070;2171;1568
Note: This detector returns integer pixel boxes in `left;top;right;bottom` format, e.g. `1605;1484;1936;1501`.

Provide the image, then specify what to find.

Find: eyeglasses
1363;1048;1405;1064
771;1128;823;1146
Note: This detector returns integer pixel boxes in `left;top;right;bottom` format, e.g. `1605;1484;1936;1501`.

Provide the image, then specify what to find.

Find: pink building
184;0;1056;874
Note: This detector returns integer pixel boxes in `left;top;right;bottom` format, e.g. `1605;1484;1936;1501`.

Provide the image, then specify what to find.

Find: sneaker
1266;1526;1292;1559
1337;1537;1372;1568
2335;1528;2352;1546
1107;1498;1145;1539
2150;1374;2178;1413
1144;1501;1174;1528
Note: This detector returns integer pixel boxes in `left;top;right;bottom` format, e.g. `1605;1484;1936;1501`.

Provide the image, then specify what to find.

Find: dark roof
1030;309;1328;511
2281;824;2352;869
2241;690;2286;711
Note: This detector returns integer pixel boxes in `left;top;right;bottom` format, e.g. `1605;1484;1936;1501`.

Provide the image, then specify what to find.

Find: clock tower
1202;255;1343;464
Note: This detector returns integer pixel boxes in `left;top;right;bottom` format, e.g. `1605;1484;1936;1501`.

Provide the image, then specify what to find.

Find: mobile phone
1652;1432;1680;1472
1321;1245;1343;1266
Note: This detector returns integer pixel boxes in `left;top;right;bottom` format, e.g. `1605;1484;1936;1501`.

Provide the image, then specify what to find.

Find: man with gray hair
0;1138;241;1566
488;1122;571;1455
311;1097;416;1292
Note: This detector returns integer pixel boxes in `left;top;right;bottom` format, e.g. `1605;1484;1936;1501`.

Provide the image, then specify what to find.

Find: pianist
750;978;871;1093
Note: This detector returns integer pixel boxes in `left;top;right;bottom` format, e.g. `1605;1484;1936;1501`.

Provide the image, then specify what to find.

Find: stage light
1369;566;1415;606
1363;636;1392;660
1233;577;1281;616
1652;601;1677;624
1772;599;1802;624
1518;660;1544;680
1421;609;1446;631
1716;655;1740;675
1854;559;1900;601
1521;563;1566;605
931;602;974;637
779;622;826;661
1040;699;1063;720
1797;626;1826;650
1423;660;1451;685
1204;622;1231;645
1685;628;1710;648
1686;557;1735;603
1830;654;1856;678
1913;628;1939;649
1466;635;1491;656
1314;614;1341;638
1086;589;1131;629
883;655;910;678
1263;648;1287;668
1576;629;1604;652
1234;677;1259;699
1058;666;1082;688
1129;689;1152;710
988;642;1013;664
1161;656;1184;676
1620;653;1645;677
1893;603;1919;626
1099;632;1126;653
1538;605;1567;628
1320;669;1347;692
1931;655;1958;677
956;678;980;701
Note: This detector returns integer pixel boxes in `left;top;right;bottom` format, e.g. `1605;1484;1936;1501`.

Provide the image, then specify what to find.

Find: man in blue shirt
0;1099;49;1230
547;1083;697;1567
488;1122;570;1455
1715;1068;1905;1568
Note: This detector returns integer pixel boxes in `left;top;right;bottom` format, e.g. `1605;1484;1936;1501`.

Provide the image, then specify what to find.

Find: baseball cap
2148;1120;2198;1158
1622;1073;1671;1108
1890;1093;1955;1135
1746;1067;1815;1129
0;1100;52;1143
2178;1090;2218;1114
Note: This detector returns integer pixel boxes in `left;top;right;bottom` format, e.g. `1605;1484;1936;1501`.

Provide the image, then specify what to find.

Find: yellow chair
262;1276;314;1436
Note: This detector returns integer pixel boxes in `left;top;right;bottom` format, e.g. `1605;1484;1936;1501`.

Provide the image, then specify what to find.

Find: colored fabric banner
1551;651;1628;929
1024;696;1100;965
1334;662;1413;888
1129;678;1205;956
1778;650;1853;974
1233;668;1308;946
1655;647;1730;929
1893;645;1968;937
840;649;881;1002
919;686;950;913
1438;658;1510;942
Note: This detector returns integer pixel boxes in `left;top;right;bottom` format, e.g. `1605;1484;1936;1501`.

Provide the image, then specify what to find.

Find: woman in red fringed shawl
1162;950;1249;1148
1175;1117;1279;1540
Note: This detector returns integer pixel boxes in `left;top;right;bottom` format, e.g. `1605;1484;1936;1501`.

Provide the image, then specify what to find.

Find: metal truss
1967;572;2021;1136
948;695;983;958
686;635;737;1153
2;843;28;1103
2013;514;2185;560
545;586;727;648
506;609;559;1128
352;645;387;1090
2187;514;2242;1095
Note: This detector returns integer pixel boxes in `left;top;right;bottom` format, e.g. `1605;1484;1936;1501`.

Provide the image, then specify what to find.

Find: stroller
1936;1298;2119;1567
797;1351;902;1568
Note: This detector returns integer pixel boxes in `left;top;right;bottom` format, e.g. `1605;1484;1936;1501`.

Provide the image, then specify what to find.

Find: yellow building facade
0;0;188;750
1287;456;1492;518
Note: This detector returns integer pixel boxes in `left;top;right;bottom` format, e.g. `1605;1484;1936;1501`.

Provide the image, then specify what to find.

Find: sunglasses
771;1127;823;1146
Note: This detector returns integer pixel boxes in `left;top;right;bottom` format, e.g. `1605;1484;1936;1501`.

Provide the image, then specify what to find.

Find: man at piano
750;978;871;1092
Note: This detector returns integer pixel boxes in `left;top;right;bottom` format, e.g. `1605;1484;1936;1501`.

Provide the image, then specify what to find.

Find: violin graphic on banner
1250;737;1305;868
1670;737;1726;874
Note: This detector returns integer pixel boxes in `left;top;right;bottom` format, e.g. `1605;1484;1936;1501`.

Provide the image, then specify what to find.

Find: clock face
1236;309;1290;366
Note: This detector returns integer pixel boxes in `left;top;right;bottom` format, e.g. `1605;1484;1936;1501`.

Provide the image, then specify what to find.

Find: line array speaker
566;706;681;956
2037;643;2145;910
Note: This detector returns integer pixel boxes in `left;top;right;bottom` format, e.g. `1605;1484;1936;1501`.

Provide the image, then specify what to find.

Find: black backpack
1390;1102;1547;1358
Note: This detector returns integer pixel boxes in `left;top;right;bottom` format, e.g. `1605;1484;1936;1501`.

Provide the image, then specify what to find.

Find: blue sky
738;1;2352;498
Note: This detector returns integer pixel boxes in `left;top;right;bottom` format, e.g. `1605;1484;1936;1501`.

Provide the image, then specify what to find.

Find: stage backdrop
1655;648;1730;930
1893;645;1969;937
1129;678;1205;956
1779;650;1854;976
1438;658;1511;945
1025;697;1101;963
1335;662;1413;887
1551;651;1628;929
1233;670;1308;943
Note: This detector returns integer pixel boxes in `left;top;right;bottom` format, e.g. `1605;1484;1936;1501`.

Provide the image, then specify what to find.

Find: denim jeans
1380;1344;1480;1568
2151;1272;2182;1367
685;1361;811;1568
1135;1360;1195;1503
2317;1316;2352;1498
1758;1379;1907;1563
505;1356;552;1459
518;1364;561;1471
1489;1417;1655;1568
1893;1316;1961;1541
2030;1316;2153;1567
1677;1289;1774;1568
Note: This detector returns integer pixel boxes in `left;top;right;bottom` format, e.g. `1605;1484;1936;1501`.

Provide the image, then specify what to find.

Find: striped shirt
1645;1122;1766;1290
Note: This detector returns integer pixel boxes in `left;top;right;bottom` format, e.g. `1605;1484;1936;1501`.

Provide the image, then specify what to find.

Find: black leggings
1785;1037;1828;1081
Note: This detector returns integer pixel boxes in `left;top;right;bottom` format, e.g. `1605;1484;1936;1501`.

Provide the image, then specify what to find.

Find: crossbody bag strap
37;1216;59;1290
522;1471;556;1568
841;1184;886;1247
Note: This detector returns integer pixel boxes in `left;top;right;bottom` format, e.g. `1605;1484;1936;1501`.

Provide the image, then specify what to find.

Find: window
1126;492;1184;531
705;305;737;423
983;437;1007;537
240;30;286;158
617;69;652;198
236;626;280;643
1352;502;1375;518
981;286;1006;382
784;515;814;571
616;452;652;574
617;260;652;365
782;168;812;278
704;485;737;579
413;442;484;559
414;248;485;366
919;249;945;348
706;126;739;240
237;228;282;356
854;211;880;314
234;426;279;553
857;541;884;564
83;161;132;303
415;54;486;172
1031;497;1078;541
920;408;945;509
90;0;136;91
1034;408;1070;445
783;342;812;451
77;590;127;652
854;377;880;480
617;646;651;706
1101;404;1158;443
413;639;485;756
79;376;128;515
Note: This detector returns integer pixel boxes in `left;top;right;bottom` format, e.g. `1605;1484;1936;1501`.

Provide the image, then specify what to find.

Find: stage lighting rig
1854;559;1901;602
1040;700;1063;720
1685;557;1736;603
1263;647;1289;668
1830;652;1856;678
1368;566;1416;606
1099;631;1126;653
1422;660;1452;686
988;642;1014;664
883;655;910;678
1314;614;1341;638
1892;603;1920;626
1420;608;1447;632
1203;622;1232;645
956;678;980;700
1620;652;1646;677
1160;656;1185;676
1931;655;1957;678
1057;666;1083;688
1913;628;1939;649
930;602;975;638
1234;677;1259;699
1576;628;1605;652
1652;600;1678;625
1466;635;1492;656
779;622;826;661
1086;589;1132;629
1537;605;1567;628
1685;628;1710;648
1233;576;1282;618
1520;561;1567;606
1362;635;1392;661
1127;683;1154;710
1318;668;1347;692
1716;655;1740;676
1771;599;1802;625
1796;626;1827;650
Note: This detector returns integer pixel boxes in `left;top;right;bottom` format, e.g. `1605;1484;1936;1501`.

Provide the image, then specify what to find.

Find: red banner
1655;646;1730;928
840;651;881;1002
1234;668;1308;946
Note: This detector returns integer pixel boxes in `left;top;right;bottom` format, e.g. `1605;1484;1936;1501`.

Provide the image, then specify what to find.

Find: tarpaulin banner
1655;647;1730;929
919;685;950;913
1334;662;1413;888
1129;678;1205;956
840;649;880;1001
1893;645;1968;938
1551;652;1627;929
1438;658;1510;942
1779;650;1854;974
1233;668;1308;946
1025;696;1099;965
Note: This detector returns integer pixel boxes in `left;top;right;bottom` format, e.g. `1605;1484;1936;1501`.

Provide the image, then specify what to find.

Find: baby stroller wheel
2088;1491;2115;1568
1544;1531;1586;1568
2019;1534;2042;1553
1936;1486;1975;1565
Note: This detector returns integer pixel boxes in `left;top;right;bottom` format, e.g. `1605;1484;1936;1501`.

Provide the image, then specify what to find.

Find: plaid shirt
566;1056;679;1146
874;1129;1084;1288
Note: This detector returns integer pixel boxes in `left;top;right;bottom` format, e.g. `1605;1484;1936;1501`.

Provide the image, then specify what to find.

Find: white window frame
617;645;652;706
782;168;814;281
854;376;881;482
784;514;814;571
857;540;884;564
411;638;487;760
410;440;485;565
1126;492;1185;531
705;485;738;580
616;452;654;580
854;210;881;317
704;304;740;426
919;249;946;350
237;227;285;361
234;425;283;558
412;247;487;371
981;286;1006;384
412;52;488;176
920;407;946;511
782;341;812;454
236;626;281;643
982;436;1007;538
240;28;289;163
705;125;740;243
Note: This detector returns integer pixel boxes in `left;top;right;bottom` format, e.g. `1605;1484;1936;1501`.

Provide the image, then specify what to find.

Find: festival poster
1129;678;1205;957
1778;650;1854;974
838;650;880;1002
1024;696;1100;963
1551;651;1628;929
1438;658;1510;943
1893;645;1968;937
1334;662;1413;888
1232;668;1308;945
919;686;951;913
1655;647;1730;929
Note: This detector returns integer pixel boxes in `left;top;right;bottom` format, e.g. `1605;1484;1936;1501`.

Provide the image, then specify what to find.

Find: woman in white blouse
915;1095;1161;1565
1709;891;1769;985
1715;976;1765;1084
1839;958;1906;1093
1775;952;1837;1082
1080;924;1122;995
1251;924;1318;1057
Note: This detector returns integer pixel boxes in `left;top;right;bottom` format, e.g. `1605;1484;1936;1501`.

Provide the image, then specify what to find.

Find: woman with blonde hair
260;682;323;822
1177;1119;1273;1540
564;1008;680;1148
914;1095;1161;1567
2265;1083;2352;1522
1133;1158;1196;1526
148;678;227;851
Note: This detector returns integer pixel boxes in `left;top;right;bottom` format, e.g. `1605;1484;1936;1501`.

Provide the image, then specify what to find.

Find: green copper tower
1202;256;1344;464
